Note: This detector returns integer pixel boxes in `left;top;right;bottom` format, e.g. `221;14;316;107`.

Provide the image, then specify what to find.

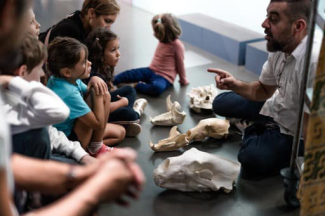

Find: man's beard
265;29;293;53
266;39;288;52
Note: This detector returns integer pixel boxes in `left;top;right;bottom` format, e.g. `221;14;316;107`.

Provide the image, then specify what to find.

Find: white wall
132;0;270;34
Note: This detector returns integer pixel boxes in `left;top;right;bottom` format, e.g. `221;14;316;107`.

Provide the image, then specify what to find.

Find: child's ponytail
152;16;166;42
152;13;182;43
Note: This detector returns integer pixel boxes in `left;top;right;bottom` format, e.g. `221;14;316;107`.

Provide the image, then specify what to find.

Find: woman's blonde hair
81;0;120;17
152;13;182;43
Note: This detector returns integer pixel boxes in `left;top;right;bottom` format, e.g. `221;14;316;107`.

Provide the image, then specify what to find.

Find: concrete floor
34;1;299;215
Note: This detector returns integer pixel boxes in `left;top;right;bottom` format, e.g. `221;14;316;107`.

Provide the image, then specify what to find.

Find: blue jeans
114;67;172;97
109;85;140;122
212;91;267;123
12;128;51;213
12;128;51;159
213;92;304;176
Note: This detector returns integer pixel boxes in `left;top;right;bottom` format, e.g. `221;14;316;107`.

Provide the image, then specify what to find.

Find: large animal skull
186;118;230;142
149;118;230;152
187;85;218;113
150;126;189;151
150;95;186;126
154;148;241;192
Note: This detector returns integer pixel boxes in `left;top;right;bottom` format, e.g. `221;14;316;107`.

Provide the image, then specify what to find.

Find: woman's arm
11;154;99;195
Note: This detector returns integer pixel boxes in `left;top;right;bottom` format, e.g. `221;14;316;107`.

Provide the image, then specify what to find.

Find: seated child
85;28;148;137
27;7;41;39
1;33;94;164
47;37;126;156
113;13;189;97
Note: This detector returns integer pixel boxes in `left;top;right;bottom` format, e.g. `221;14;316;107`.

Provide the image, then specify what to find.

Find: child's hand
88;76;108;95
0;75;14;89
117;95;129;107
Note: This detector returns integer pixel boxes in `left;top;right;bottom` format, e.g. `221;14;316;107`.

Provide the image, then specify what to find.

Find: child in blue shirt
47;37;126;157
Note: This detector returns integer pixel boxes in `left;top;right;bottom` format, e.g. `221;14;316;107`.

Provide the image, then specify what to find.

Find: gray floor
35;1;299;215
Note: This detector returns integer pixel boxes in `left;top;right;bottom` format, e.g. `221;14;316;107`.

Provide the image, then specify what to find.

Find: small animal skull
150;126;189;151
154;148;241;192
187;85;218;113
150;95;186;126
187;118;230;142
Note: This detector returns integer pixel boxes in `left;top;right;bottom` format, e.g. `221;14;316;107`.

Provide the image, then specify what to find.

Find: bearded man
209;0;318;177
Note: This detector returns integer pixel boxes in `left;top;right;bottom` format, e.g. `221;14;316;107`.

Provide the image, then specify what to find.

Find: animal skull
149;118;230;152
150;95;186;126
187;85;218;113
150;126;189;151
154;148;241;192
186;118;230;142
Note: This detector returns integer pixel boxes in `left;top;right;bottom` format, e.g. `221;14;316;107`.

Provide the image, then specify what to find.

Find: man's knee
212;93;231;115
238;150;265;174
238;145;279;176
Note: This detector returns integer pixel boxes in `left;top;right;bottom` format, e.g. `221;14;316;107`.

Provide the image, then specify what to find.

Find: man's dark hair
270;0;312;25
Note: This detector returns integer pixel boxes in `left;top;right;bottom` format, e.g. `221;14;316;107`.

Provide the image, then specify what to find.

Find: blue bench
245;41;269;75
178;13;265;65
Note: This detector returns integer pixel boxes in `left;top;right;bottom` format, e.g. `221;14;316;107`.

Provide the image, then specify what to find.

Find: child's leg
73;89;110;149
135;75;171;97
12;128;51;159
109;85;140;122
103;123;126;146
111;85;137;108
113;67;154;85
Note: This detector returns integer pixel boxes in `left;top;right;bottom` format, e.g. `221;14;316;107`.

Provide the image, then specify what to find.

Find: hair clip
95;37;100;41
156;18;162;23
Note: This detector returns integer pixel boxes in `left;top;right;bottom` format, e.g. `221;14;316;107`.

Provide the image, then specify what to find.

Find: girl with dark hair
113;13;189;97
86;28;147;137
47;37;126;155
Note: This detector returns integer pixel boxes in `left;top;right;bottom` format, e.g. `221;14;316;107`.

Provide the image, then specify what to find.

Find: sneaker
88;144;115;158
113;120;142;137
133;98;148;117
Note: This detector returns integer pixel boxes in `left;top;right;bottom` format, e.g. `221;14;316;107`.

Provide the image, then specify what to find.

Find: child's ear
61;68;72;78
87;8;95;19
15;65;28;77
